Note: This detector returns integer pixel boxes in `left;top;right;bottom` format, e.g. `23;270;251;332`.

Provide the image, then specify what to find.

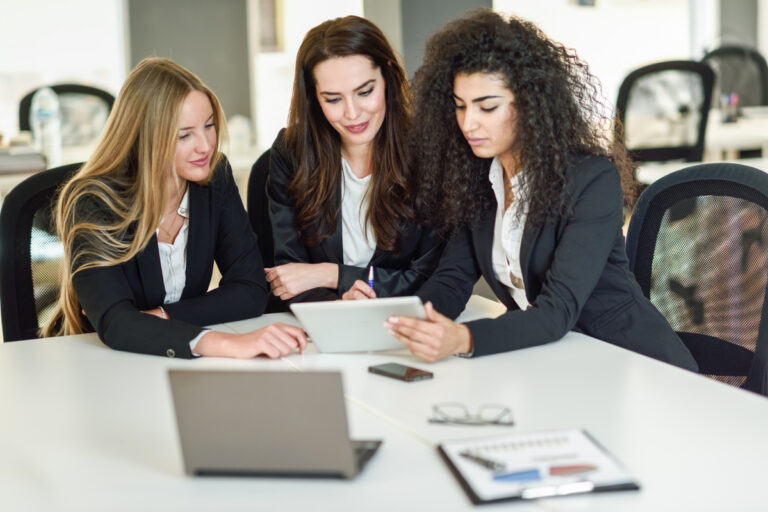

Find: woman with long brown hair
44;57;307;358
265;15;443;303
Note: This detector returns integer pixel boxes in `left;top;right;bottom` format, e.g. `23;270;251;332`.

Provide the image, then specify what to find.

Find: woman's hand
385;302;472;362
142;307;167;319
341;280;376;300
265;263;339;300
193;322;309;359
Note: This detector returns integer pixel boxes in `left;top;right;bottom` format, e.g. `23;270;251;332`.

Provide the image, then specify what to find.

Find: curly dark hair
411;9;634;234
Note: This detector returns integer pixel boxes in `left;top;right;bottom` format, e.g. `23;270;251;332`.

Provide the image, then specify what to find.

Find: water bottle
30;87;62;167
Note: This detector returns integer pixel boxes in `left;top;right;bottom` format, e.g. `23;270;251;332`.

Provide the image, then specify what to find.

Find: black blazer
418;155;698;371
267;129;444;302
73;161;268;358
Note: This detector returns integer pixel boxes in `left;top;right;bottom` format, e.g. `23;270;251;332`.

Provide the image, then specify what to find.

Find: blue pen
368;266;375;291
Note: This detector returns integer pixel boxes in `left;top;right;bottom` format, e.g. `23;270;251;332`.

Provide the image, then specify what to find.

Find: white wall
493;0;695;111
0;0;126;141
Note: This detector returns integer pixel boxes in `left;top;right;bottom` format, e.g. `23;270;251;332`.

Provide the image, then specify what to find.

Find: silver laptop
290;296;426;353
168;370;381;478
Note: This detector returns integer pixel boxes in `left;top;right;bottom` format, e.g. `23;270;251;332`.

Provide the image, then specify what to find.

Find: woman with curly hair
265;15;443;303
387;10;697;370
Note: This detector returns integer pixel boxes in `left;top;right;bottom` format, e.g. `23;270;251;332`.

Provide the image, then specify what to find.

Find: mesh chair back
626;163;768;395
0;163;81;341
702;45;768;107
19;84;115;147
616;61;715;163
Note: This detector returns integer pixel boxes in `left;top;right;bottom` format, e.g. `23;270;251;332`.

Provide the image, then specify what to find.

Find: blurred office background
0;0;765;152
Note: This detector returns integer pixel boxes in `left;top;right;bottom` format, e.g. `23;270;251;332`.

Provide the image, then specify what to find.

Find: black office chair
247;149;287;312
247;150;275;269
19;84;115;147
626;162;768;395
702;45;768;107
0;163;81;341
616;61;715;163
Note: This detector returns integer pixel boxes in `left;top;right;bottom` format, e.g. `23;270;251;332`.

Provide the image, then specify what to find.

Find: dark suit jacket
73;161;268;358
267;129;444;303
418;155;698;371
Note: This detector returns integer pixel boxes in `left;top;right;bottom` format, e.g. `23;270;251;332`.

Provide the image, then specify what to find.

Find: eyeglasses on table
428;402;515;426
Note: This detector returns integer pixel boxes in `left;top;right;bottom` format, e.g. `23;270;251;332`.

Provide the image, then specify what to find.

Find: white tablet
290;296;426;353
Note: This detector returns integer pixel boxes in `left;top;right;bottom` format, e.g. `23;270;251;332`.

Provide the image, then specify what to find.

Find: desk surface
2;297;767;511
706;109;768;157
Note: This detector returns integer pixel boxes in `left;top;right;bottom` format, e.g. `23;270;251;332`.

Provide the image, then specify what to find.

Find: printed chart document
438;428;639;504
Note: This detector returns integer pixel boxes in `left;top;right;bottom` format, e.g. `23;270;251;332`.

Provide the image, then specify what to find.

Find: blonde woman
44;57;307;359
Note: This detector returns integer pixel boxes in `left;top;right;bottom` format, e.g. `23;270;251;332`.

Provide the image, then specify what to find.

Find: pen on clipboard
459;451;506;471
368;266;375;292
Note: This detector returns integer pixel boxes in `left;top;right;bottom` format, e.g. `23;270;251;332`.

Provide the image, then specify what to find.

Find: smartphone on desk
368;363;433;382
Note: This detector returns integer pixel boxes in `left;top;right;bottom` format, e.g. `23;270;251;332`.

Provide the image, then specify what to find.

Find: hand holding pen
341;266;377;300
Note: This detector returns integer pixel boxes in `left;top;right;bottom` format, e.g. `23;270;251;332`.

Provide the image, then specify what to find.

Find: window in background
0;0;125;142
259;0;283;52
493;0;699;113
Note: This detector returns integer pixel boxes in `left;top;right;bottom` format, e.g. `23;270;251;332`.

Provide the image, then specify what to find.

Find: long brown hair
285;15;413;250
43;57;227;336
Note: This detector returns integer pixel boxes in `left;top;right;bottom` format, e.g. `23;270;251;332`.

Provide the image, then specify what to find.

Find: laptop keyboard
352;440;382;470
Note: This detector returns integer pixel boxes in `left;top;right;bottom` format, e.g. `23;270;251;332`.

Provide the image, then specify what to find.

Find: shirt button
166;348;176;358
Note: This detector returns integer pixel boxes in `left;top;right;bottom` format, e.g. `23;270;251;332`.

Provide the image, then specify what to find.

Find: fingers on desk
253;323;309;357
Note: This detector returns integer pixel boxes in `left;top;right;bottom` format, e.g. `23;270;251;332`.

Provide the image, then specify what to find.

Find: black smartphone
368;362;433;382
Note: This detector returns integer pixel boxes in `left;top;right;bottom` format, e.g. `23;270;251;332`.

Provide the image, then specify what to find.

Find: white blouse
340;157;377;267
156;190;206;352
489;157;530;310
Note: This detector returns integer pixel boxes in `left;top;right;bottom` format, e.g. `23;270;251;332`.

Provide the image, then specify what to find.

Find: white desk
2;297;767;511
705;109;768;160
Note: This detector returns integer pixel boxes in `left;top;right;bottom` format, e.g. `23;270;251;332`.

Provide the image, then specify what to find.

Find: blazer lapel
474;205;518;309
136;236;166;306
474;204;496;285
319;185;344;263
519;219;540;297
183;183;208;297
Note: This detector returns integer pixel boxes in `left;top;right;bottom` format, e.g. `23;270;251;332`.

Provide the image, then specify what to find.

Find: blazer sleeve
74;264;202;358
163;163;269;324
73;164;267;359
416;228;480;319
266;131;338;302
465;160;626;357
336;226;446;298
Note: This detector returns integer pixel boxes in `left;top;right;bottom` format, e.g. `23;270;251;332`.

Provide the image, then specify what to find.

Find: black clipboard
437;429;640;505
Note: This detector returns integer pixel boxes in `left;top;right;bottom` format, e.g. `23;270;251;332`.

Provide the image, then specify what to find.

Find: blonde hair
43;57;228;336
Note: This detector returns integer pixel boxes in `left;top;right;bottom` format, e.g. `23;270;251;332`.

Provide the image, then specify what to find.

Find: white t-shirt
340;157;377;267
489;157;530;310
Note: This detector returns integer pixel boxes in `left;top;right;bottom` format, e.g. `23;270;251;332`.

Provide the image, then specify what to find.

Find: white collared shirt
156;190;206;352
157;189;190;304
489;157;530;310
340;157;377;267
